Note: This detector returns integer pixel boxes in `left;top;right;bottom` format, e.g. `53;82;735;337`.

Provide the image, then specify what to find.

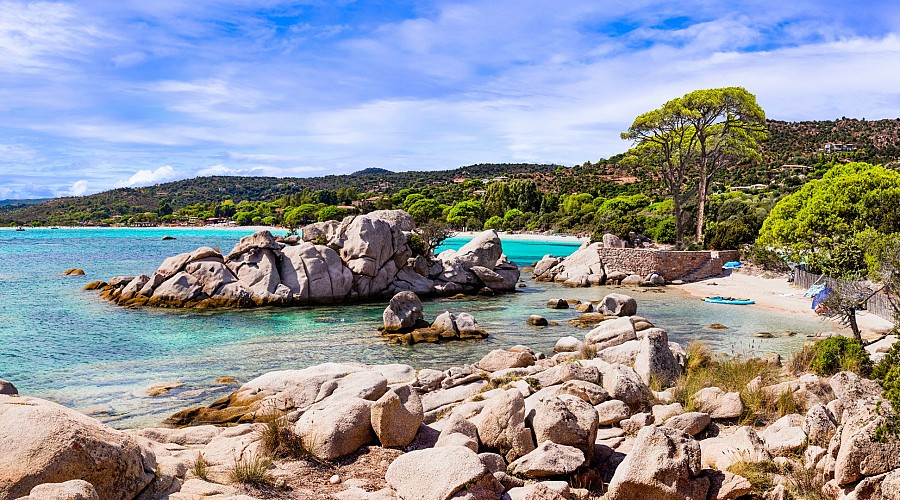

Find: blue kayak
703;296;755;305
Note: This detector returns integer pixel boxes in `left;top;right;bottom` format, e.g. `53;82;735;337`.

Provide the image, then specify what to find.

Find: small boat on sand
703;296;755;305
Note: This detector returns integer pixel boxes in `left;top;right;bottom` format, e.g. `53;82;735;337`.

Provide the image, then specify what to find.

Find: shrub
873;341;900;441
808;337;871;376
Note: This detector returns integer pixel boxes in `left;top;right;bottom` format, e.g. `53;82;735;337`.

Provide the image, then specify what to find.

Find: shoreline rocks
8;290;900;499
93;211;520;309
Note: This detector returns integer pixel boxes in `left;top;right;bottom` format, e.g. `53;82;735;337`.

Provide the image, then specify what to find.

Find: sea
0;227;841;428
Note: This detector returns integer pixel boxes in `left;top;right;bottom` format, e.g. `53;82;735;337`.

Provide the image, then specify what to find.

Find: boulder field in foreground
91;210;520;308
7;292;900;499
5;344;900;499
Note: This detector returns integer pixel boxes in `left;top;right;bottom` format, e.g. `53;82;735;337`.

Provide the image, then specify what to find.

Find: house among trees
822;142;856;153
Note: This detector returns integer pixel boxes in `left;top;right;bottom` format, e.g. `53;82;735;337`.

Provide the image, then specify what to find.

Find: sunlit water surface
0;228;840;427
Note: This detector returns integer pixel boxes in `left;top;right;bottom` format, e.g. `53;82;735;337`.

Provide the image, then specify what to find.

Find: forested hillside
4;117;900;247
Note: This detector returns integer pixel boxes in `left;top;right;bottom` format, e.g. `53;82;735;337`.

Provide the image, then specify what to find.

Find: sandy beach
451;230;589;243
679;269;894;339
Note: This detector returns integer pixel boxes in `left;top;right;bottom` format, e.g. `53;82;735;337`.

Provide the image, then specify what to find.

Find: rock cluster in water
90;210;519;308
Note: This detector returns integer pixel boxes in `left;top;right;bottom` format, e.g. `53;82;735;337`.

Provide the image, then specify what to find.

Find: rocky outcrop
0;395;156;500
533;242;606;285
96;211;519;308
607;425;709;500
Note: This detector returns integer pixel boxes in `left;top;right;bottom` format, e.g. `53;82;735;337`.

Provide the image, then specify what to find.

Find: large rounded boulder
0;395;156;500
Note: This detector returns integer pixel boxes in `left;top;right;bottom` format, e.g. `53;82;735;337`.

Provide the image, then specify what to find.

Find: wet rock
383;291;424;333
546;299;569;309
528;315;550;327
0;379;17;395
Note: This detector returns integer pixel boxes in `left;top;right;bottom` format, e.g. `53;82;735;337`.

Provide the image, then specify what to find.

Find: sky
2;1;900;199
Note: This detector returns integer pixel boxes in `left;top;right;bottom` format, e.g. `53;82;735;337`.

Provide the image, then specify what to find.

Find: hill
1;163;562;225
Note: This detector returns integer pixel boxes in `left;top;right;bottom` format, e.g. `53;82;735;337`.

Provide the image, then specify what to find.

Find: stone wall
597;248;740;282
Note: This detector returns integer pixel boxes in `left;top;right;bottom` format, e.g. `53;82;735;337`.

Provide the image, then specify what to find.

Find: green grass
671;341;781;424
230;453;274;487
727;460;779;494
192;452;209;480
257;409;319;461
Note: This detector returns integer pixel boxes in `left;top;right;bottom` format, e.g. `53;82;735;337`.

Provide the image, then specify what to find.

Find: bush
744;244;790;272
808;337;871;376
407;233;426;256
873;341;900;441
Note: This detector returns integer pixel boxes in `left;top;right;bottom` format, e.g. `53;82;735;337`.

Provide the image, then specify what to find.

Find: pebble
329;474;341;484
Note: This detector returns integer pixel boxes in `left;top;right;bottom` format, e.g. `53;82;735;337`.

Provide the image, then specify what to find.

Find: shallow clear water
0;228;839;428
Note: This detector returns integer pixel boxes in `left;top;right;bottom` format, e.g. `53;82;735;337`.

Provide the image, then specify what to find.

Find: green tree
317;205;345;222
757;162;900;276
678;87;767;244
622;87;767;248
446;200;483;228
483;182;512;219
503;208;525;229
484;216;503;230
406;198;442;224
403;193;427;210
234;211;253;226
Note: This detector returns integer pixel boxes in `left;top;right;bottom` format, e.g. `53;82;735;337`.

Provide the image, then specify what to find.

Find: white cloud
68;180;89;196
118;165;180;187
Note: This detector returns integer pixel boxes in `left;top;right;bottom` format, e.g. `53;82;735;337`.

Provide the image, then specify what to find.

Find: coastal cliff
91;210;520;308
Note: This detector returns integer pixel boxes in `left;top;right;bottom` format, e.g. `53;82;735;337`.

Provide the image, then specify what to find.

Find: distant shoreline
450;230;589;244
0;225;286;232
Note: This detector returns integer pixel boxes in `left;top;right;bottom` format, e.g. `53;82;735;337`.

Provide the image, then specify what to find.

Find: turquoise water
0;228;838;428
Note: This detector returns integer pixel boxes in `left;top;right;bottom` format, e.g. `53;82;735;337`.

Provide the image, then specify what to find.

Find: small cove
0;227;844;427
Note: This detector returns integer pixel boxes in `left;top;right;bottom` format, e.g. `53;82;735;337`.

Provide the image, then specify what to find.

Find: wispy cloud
2;0;900;198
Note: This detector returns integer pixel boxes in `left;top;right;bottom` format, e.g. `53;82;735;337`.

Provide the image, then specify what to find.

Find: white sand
451;231;589;243
679;269;894;339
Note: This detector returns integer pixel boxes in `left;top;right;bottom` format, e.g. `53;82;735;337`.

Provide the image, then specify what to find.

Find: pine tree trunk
696;174;708;246
674;196;684;250
848;309;861;342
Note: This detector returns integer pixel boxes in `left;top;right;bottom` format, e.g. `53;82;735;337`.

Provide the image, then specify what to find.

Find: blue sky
2;0;900;199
